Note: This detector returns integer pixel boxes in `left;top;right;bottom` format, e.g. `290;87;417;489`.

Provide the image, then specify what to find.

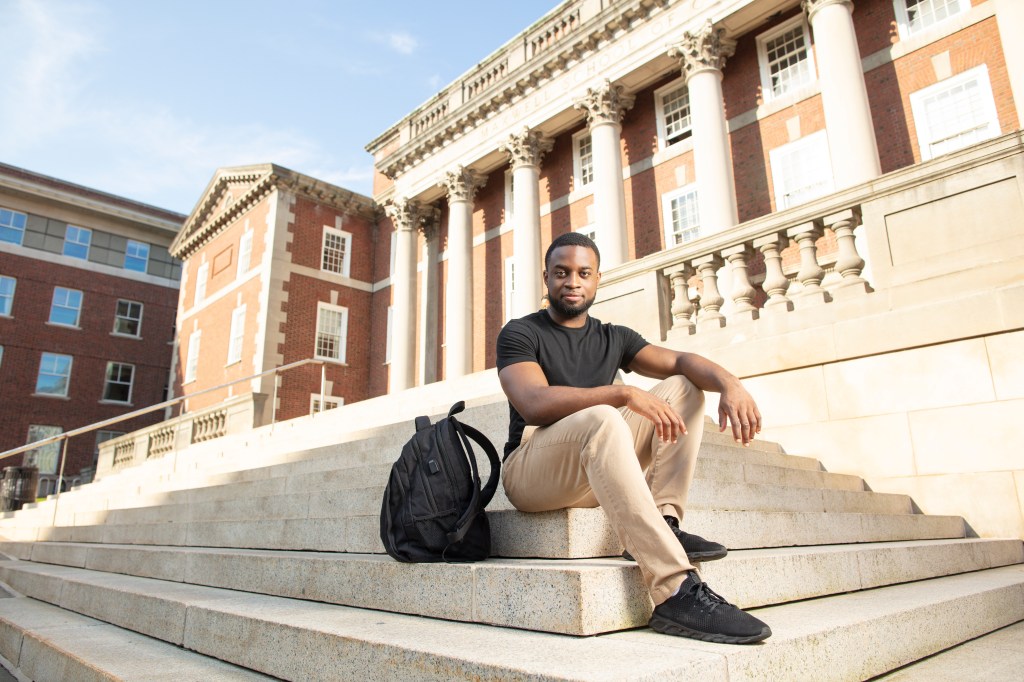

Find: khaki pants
502;375;705;605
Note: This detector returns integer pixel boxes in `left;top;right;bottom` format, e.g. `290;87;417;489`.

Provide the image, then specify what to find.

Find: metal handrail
0;357;337;522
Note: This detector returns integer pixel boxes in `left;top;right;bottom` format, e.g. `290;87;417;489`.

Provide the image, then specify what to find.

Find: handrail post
51;437;70;527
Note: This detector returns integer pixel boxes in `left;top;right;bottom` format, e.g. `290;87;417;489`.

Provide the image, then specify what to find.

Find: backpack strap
444;415;501;546
414;416;432;432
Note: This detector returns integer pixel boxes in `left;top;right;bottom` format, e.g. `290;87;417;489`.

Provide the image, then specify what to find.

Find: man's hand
624;386;687;444
717;379;762;446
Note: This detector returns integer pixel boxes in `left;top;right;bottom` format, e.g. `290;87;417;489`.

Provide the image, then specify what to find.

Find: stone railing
412;100;450;138
524;5;582;60
463;58;509;103
191;409;228;444
112;440;137;470
662;207;867;336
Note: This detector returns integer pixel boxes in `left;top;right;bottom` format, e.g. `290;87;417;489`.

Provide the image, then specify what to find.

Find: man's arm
628;345;762;445
498;361;688;444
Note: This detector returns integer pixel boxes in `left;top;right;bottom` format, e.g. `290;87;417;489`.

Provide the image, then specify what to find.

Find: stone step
0;559;1022;680
1;538;1019;636
874;620;1024;681
22;507;967;558
0;595;272;680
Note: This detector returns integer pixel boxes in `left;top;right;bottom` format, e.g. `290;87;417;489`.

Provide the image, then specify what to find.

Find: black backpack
380;401;500;562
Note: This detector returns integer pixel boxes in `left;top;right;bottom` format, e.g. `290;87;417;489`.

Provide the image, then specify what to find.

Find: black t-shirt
495;311;649;458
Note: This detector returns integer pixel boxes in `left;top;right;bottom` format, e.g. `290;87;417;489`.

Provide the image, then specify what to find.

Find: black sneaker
650;572;771;644
623;516;728;562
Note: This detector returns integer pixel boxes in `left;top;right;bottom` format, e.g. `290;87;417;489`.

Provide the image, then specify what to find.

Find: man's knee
657;375;705;411
567;405;632;452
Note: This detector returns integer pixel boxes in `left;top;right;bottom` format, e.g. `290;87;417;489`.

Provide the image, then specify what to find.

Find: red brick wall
0;251;177;479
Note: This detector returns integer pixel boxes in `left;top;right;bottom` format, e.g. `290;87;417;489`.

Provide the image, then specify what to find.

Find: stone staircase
0;399;1022;680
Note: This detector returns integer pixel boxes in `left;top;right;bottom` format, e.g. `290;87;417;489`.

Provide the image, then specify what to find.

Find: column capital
417;205;442;239
668;20;736;82
500;127;555;169
384;197;422;233
573;79;635;127
440;166;486;203
801;0;854;22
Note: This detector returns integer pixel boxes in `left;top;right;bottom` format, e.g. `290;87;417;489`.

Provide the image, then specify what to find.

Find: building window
194;262;209;304
310;395;342;413
656;80;692;147
63;225;92;260
124;240;150;272
36;352;72;396
184;330;201;383
769;130;835;210
0;276;14;316
49;287;83;327
910;65;1000;161
237;230;253;279
504;257;515;324
321;227;352;277
103;362;134;403
895;0;970;38
662;185;702;246
757;17;816;101
573;131;594;188
113;299;143;337
227;305;246;365
25;425;62;475
0;208;27;245
314;302;348;362
385;305;394;364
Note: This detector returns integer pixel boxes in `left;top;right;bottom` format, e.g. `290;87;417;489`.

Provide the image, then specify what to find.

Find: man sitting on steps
496;232;771;645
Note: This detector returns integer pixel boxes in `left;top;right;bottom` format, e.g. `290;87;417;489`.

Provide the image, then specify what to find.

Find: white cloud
368;30;418;55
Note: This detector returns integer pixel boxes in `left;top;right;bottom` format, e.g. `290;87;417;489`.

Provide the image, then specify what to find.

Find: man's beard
548;293;595;319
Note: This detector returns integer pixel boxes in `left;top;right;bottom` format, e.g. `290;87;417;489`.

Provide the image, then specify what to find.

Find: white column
418;209;441;386
384;198;420;393
574;80;635;269
670;21;739;234
440;166;485;379
803;0;881;188
500;127;553;317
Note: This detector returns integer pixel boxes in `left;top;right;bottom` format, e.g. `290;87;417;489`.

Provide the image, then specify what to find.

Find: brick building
167;165;379;427
367;0;1022;392
0;163;184;492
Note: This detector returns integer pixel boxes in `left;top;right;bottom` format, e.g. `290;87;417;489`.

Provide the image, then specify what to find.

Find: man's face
544;245;601;321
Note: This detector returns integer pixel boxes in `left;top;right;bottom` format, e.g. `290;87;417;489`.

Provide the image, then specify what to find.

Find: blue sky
1;0;558;215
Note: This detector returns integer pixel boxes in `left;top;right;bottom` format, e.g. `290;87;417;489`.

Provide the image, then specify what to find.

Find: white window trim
0;275;16;317
572;129;595;191
125;240;150;273
321;226;353;278
226;304;246;365
314;302;349;363
113;299;143;338
893;0;971;40
661;184;702;247
184;330;201;384
194;262;209;305
63;225;92;260
310;395;343;414
237;229;254;279
102;361;135;404
48;287;83;328
504;169;515;227
36;352;73;397
909;64;1000;162
0;207;27;246
769;129;835;210
654;77;693;150
756;15;817;103
504;257;515;324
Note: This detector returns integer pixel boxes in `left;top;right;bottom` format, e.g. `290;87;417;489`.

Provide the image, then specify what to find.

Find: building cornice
171;164;377;260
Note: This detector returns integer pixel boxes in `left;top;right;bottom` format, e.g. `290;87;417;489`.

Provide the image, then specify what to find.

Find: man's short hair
545;232;601;269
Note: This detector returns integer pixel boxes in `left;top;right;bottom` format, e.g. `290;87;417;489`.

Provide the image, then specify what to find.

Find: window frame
321;226;353;277
572;129;595;190
909;64;1001;162
655;78;693;149
124;240;150;273
25;424;62;475
756;15;817;102
184;330;202;384
194;262;209;305
48;287;83;328
0;208;27;245
769;129;835;210
63;225;92;260
894;0;971;39
0;275;15;316
310;395;343;413
226;304;246;365
314;302;349;363
661;184;703;247
113;299;143;337
102;361;135;404
36;352;73;397
237;229;254;279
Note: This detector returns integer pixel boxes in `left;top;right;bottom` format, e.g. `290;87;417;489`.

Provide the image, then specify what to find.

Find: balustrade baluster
787;221;829;306
667;267;696;333
754;232;793;312
722;243;757;321
693;254;726;331
825;208;870;297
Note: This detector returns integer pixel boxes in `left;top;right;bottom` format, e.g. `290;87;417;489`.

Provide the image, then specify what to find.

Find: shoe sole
648;614;772;644
622;549;728;562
